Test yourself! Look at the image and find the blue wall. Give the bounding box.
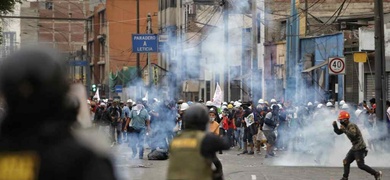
[299,33,344,102]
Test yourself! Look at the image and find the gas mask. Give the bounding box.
[339,119,348,126]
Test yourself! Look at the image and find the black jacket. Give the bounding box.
[0,121,116,180]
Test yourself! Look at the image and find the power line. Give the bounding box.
[184,12,224,49]
[310,0,347,34]
[182,8,219,43]
[0,15,87,21]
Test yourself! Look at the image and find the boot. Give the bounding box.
[375,171,382,180]
[248,143,254,154]
[241,142,248,154]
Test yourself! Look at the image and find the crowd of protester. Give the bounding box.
[86,96,390,161]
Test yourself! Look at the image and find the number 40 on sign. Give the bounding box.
[328,57,345,75]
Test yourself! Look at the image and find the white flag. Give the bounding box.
[212,83,223,108]
[93,88,100,101]
[143,91,148,101]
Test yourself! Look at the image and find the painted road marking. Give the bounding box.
[251,175,257,180]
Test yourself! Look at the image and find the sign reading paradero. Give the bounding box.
[132,34,159,53]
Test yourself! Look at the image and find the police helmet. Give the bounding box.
[183,104,209,131]
[0,48,70,117]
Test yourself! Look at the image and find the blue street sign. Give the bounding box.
[115,85,123,93]
[132,34,159,53]
[69,60,88,66]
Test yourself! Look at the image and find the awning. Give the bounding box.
[302,60,328,72]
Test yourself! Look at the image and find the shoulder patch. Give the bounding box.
[0,151,39,180]
[171,138,197,149]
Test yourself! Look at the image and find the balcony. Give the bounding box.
[193,0,215,5]
[98,56,106,65]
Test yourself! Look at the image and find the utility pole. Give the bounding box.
[147,13,153,89]
[374,0,387,122]
[223,0,229,102]
[136,0,141,79]
[251,0,258,102]
[305,0,308,35]
[136,0,142,98]
[286,0,300,103]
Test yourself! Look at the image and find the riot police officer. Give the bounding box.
[0,48,116,180]
[167,104,230,180]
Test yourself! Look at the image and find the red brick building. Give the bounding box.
[87,0,159,97]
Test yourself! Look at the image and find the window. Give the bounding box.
[87,18,93,32]
[87,42,94,60]
[100,43,105,57]
[187,4,195,15]
[280,20,287,41]
[168,0,176,8]
[206,81,211,101]
[99,65,105,83]
[99,10,106,27]
[45,2,53,10]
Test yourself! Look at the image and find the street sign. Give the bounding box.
[132,34,158,53]
[328,57,346,75]
[353,52,367,63]
[159,34,168,42]
[69,60,88,66]
[115,85,123,93]
[158,34,168,52]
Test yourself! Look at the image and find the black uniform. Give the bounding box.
[0,49,117,180]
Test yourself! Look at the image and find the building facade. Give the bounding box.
[87,0,159,99]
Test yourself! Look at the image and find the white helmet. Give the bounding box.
[355,109,363,117]
[100,102,106,106]
[339,100,346,106]
[317,104,323,109]
[180,103,189,111]
[142,97,148,102]
[127,99,133,103]
[233,101,239,106]
[222,102,228,105]
[307,102,313,106]
[258,99,265,104]
[341,103,349,109]
[270,99,277,103]
[235,102,242,108]
[326,102,333,107]
[206,101,213,106]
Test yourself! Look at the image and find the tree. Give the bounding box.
[0,0,21,15]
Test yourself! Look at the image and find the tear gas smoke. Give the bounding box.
[272,106,390,168]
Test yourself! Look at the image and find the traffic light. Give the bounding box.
[91,84,97,92]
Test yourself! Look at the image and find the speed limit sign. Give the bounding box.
[328,57,345,75]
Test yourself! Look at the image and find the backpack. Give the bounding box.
[147,150,168,160]
[264,114,277,128]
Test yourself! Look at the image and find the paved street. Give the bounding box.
[111,144,390,180]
